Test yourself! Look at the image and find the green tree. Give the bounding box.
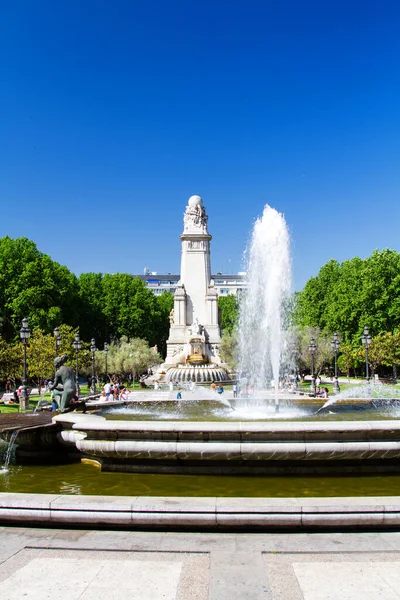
[292,326,333,378]
[0,236,79,341]
[26,330,55,388]
[95,337,162,381]
[77,273,171,355]
[77,273,106,343]
[220,329,238,371]
[294,260,341,329]
[367,331,400,377]
[155,292,174,357]
[295,250,400,344]
[218,295,239,335]
[0,337,22,386]
[337,344,357,381]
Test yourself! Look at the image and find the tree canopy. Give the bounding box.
[0,236,174,355]
[0,237,78,341]
[295,249,400,344]
[218,295,239,335]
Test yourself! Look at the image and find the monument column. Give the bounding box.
[164,195,223,367]
[179,195,212,325]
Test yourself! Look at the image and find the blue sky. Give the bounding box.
[1,0,400,289]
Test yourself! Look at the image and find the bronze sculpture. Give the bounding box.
[50,354,77,412]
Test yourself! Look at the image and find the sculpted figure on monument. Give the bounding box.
[169,308,174,325]
[184,204,208,231]
[49,354,77,412]
[189,317,203,337]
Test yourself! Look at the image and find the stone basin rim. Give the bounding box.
[53,414,400,433]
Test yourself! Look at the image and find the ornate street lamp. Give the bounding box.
[309,337,316,396]
[53,326,61,356]
[331,332,340,394]
[72,332,82,389]
[19,317,31,411]
[104,342,109,381]
[90,338,97,392]
[361,326,372,384]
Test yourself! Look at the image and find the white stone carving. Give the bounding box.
[189,317,202,337]
[183,196,208,234]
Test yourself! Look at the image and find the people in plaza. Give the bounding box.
[322,387,329,399]
[5,379,10,393]
[104,381,111,399]
[176,390,182,400]
[210,381,216,393]
[119,387,129,401]
[316,375,321,387]
[233,383,238,398]
[188,379,194,391]
[100,390,107,401]
[169,381,174,392]
[217,384,224,395]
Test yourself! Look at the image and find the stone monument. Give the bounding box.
[162,195,228,382]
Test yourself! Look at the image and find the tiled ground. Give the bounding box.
[2,527,400,599]
[0,548,209,600]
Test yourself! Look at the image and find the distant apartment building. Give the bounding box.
[137,270,246,296]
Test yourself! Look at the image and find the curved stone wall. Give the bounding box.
[53,413,400,474]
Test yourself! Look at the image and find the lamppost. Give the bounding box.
[72,333,82,390]
[331,332,340,394]
[53,326,61,356]
[361,326,372,384]
[309,337,316,396]
[104,342,109,381]
[90,338,97,393]
[19,318,31,411]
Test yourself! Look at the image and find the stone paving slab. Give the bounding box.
[266,552,400,599]
[0,548,210,600]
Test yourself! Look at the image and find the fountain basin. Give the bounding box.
[164,364,230,383]
[53,413,400,475]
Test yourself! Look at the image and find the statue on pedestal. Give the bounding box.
[184,202,208,232]
[189,317,203,338]
[49,354,77,412]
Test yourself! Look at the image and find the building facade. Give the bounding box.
[137,272,246,296]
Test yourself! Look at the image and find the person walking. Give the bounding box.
[233,383,238,398]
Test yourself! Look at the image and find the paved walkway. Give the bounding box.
[2,526,400,599]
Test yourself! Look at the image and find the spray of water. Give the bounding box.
[318,383,400,411]
[0,430,18,474]
[238,205,294,407]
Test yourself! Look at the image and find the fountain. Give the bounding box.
[238,205,293,412]
[0,431,18,474]
[2,196,400,484]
